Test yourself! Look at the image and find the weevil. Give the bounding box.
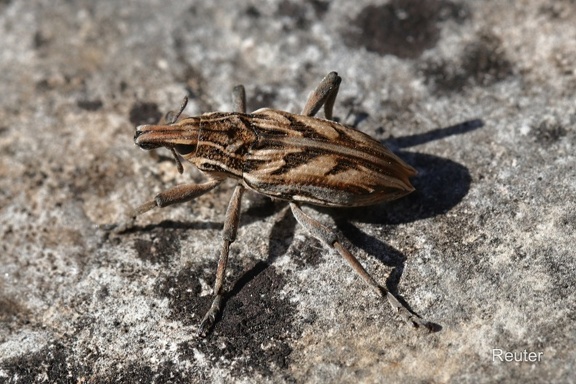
[132,72,429,336]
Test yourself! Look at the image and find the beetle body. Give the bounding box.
[130,72,428,336]
[135,108,416,207]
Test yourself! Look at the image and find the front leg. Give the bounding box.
[108,178,223,233]
[289,203,430,330]
[131,178,223,217]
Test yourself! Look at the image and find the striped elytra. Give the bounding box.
[135,108,416,207]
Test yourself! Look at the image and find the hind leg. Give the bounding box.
[289,202,429,330]
[301,72,341,120]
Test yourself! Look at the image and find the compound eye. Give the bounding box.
[174,144,195,155]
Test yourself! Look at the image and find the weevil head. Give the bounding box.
[134,116,200,157]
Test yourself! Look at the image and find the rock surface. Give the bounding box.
[0,1,574,383]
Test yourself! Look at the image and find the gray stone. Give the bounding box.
[0,1,574,383]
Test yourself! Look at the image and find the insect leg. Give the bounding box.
[107,178,224,234]
[301,72,341,120]
[198,184,245,337]
[232,85,246,113]
[130,178,223,218]
[196,84,247,336]
[289,202,429,330]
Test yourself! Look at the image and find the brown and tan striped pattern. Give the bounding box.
[242,109,416,206]
[136,108,415,207]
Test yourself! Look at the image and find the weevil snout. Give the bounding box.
[134,123,197,174]
[134,120,200,157]
[134,126,162,150]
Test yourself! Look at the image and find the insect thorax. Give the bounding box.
[192,112,257,177]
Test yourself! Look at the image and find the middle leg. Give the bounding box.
[198,82,248,336]
[198,183,245,336]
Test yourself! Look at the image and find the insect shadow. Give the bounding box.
[332,118,484,225]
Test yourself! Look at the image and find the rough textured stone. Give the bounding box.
[0,1,574,383]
